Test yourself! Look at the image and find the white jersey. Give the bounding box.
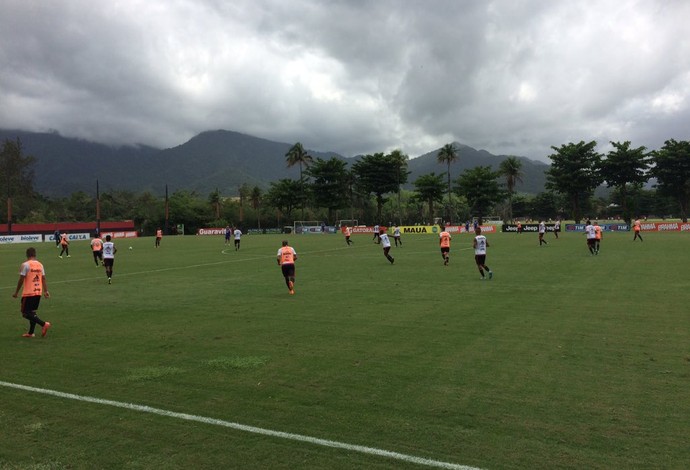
[103,241,116,259]
[379,233,391,248]
[585,224,596,239]
[474,235,488,255]
[539,222,546,234]
[393,227,400,237]
[234,229,242,240]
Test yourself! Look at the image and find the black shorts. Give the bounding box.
[475,254,486,265]
[587,239,596,246]
[441,247,450,254]
[281,263,295,278]
[104,258,114,267]
[21,295,41,316]
[94,250,103,258]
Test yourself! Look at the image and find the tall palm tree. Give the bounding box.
[498,156,524,222]
[437,143,459,223]
[250,186,262,229]
[285,142,313,219]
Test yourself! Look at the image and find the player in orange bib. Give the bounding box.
[633,218,643,241]
[91,234,104,266]
[12,247,51,338]
[59,232,70,258]
[277,240,298,295]
[155,228,163,248]
[594,221,603,254]
[439,225,451,266]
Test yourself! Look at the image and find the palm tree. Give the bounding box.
[437,143,459,223]
[498,156,524,222]
[250,186,262,229]
[209,188,221,220]
[285,142,313,218]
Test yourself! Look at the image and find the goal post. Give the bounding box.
[293,220,323,234]
[336,219,358,228]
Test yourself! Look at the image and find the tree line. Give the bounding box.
[1,137,689,235]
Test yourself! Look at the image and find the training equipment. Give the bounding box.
[293,220,323,234]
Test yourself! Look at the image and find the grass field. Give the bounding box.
[1,229,688,469]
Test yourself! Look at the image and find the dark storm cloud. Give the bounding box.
[1,0,688,161]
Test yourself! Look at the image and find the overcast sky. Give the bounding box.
[1,0,689,162]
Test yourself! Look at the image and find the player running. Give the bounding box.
[103,235,117,284]
[538,221,548,246]
[155,228,163,248]
[277,240,298,295]
[439,225,451,266]
[392,225,402,246]
[234,227,242,250]
[594,221,602,254]
[379,229,394,264]
[585,220,597,255]
[473,227,493,280]
[91,234,104,266]
[344,226,353,245]
[633,218,643,241]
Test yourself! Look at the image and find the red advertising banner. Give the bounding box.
[639,222,690,232]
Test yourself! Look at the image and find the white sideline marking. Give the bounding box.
[0,380,480,470]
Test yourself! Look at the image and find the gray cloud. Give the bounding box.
[1,0,688,161]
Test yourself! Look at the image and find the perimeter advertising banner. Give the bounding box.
[0,234,43,244]
[565,224,629,232]
[565,222,690,232]
[503,224,555,233]
[345,225,497,235]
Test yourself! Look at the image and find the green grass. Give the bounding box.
[0,231,688,469]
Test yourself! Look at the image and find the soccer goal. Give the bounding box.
[336,219,358,228]
[293,220,323,234]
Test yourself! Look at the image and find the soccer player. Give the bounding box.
[53,228,61,248]
[225,225,232,245]
[155,228,163,248]
[103,234,117,284]
[277,240,297,295]
[585,220,597,255]
[392,225,402,246]
[59,232,70,258]
[553,219,561,239]
[473,226,493,280]
[439,225,451,266]
[633,218,643,241]
[517,221,523,234]
[12,247,51,338]
[538,221,548,246]
[234,227,242,250]
[379,229,394,264]
[344,226,353,245]
[373,224,380,243]
[594,221,602,254]
[91,234,104,266]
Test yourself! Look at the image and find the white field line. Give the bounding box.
[0,380,480,470]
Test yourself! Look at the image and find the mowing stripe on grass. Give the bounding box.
[0,380,480,470]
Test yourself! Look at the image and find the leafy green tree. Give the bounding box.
[652,139,690,222]
[169,190,210,233]
[0,138,37,228]
[238,183,251,224]
[265,179,302,219]
[413,173,445,221]
[305,157,350,222]
[545,141,602,223]
[437,143,459,222]
[530,192,559,220]
[599,141,651,224]
[351,152,400,222]
[455,166,505,224]
[389,149,410,224]
[250,186,262,229]
[498,156,524,222]
[209,188,222,220]
[285,142,313,218]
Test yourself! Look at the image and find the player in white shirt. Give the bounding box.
[102,235,117,284]
[233,228,242,251]
[538,221,548,246]
[373,224,380,243]
[379,229,394,264]
[584,220,597,255]
[392,225,402,247]
[473,227,493,280]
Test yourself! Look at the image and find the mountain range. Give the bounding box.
[0,129,549,197]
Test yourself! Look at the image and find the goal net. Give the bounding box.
[336,219,358,228]
[293,220,323,234]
